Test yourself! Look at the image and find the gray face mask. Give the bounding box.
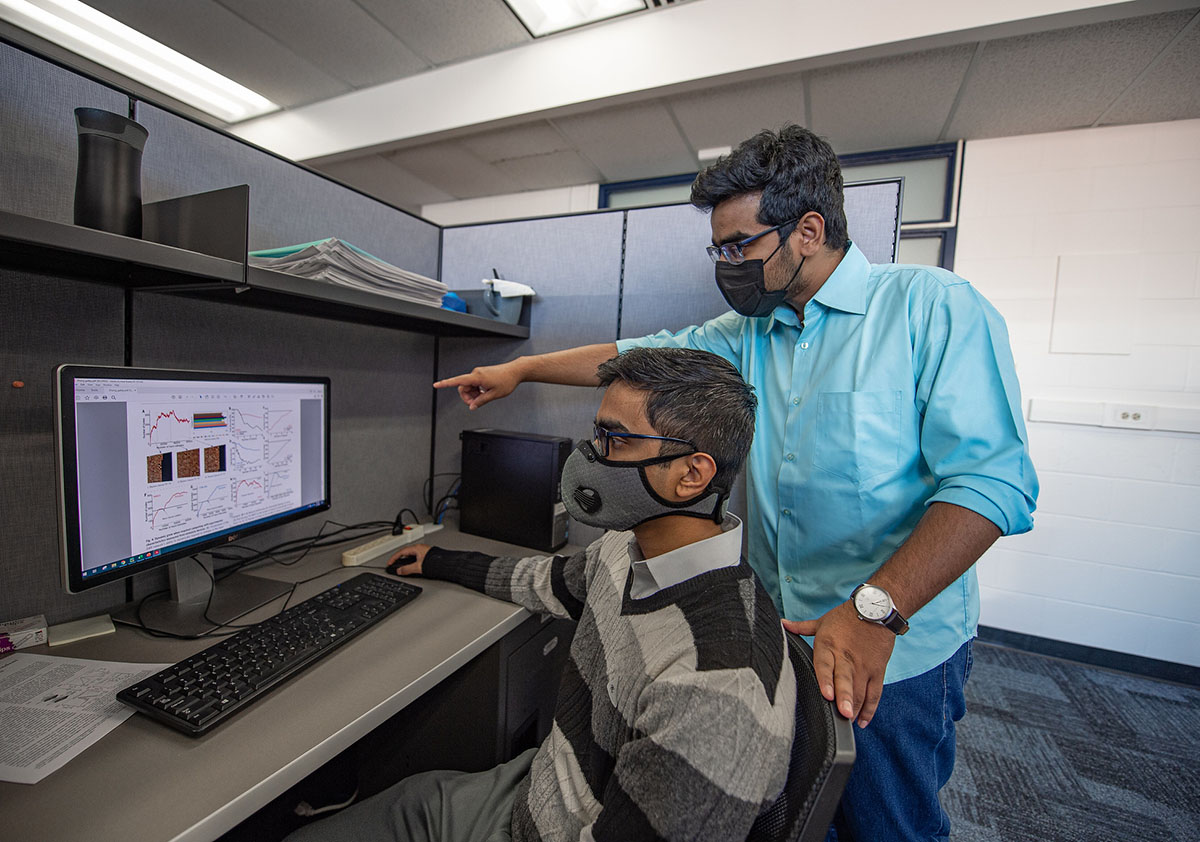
[560,441,727,532]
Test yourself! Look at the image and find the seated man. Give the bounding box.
[288,347,795,842]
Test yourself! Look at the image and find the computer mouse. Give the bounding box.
[386,554,417,576]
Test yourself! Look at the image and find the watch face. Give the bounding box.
[854,585,892,621]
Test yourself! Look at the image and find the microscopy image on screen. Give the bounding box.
[176,448,201,479]
[147,453,172,483]
[204,445,227,473]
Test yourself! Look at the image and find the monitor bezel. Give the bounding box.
[55,364,332,594]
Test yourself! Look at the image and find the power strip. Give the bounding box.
[341,523,444,567]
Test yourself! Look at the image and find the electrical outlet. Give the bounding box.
[1101,403,1156,430]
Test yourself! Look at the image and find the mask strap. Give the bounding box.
[635,466,728,522]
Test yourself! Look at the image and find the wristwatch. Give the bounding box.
[850,583,909,635]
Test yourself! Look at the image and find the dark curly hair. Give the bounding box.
[691,124,849,252]
[596,347,756,494]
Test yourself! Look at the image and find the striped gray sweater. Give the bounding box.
[422,528,796,842]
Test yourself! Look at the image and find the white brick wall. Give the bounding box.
[957,119,1200,667]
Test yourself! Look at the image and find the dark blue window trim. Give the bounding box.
[598,173,696,209]
[838,142,959,225]
[900,228,957,271]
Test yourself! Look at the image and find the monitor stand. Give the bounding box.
[112,558,291,637]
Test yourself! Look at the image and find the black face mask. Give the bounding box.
[714,236,806,318]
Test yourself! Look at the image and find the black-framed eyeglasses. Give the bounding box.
[592,423,695,458]
[705,218,799,265]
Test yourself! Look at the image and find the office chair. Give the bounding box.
[746,632,856,842]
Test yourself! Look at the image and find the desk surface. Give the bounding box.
[0,527,562,842]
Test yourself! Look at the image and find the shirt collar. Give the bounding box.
[811,241,870,315]
[627,514,743,599]
[765,241,870,332]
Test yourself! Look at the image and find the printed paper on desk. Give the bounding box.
[0,653,169,784]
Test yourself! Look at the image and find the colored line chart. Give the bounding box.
[146,490,189,528]
[144,409,191,444]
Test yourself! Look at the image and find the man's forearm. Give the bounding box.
[869,502,1001,619]
[513,343,618,387]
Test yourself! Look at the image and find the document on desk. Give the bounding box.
[0,653,169,784]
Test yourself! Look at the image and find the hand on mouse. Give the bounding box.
[388,542,432,576]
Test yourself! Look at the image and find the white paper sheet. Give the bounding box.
[0,653,169,784]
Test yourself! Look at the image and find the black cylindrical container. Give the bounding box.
[73,107,149,237]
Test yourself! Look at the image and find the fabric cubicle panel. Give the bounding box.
[0,41,131,223]
[618,203,751,527]
[0,271,127,625]
[437,212,626,548]
[0,41,442,624]
[136,104,440,278]
[842,179,903,265]
[618,203,722,341]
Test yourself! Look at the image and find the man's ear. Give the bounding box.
[792,210,826,257]
[673,452,718,501]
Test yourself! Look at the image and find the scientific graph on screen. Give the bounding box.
[128,389,305,555]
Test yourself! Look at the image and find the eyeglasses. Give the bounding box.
[592,423,695,458]
[705,219,799,265]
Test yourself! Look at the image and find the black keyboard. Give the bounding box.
[118,572,421,736]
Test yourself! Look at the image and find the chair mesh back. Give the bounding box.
[745,635,839,842]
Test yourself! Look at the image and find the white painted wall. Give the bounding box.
[422,183,599,227]
[955,118,1200,667]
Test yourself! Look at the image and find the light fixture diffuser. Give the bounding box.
[504,0,647,37]
[0,0,278,123]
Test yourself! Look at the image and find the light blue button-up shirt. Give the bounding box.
[617,243,1038,682]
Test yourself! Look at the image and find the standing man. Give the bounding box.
[435,125,1038,841]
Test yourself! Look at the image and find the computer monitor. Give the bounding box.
[55,365,331,634]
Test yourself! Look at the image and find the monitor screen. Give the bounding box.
[55,366,331,593]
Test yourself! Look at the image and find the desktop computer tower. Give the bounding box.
[459,429,572,552]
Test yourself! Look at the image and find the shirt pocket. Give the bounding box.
[813,390,903,483]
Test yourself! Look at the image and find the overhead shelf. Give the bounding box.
[0,209,529,339]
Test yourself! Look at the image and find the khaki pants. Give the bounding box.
[285,748,536,842]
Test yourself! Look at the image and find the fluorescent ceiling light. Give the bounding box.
[0,0,278,122]
[697,145,732,162]
[504,0,647,37]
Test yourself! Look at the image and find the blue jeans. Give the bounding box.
[827,639,973,842]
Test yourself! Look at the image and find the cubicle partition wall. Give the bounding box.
[0,40,443,626]
[134,102,441,275]
[0,44,131,225]
[437,212,628,548]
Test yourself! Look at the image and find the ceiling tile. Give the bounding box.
[551,101,697,181]
[493,149,604,190]
[458,121,573,163]
[1099,16,1200,126]
[387,142,522,198]
[86,0,349,108]
[946,10,1194,139]
[215,0,429,88]
[354,0,530,66]
[667,71,807,153]
[808,45,975,153]
[314,154,454,213]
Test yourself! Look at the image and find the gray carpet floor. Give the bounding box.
[945,642,1200,841]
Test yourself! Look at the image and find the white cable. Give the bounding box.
[294,788,358,817]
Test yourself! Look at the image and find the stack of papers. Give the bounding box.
[249,239,448,307]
